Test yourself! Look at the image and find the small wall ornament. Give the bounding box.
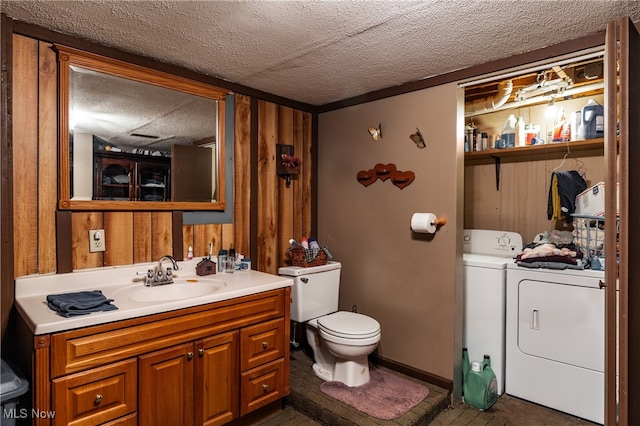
[409,128,426,149]
[368,123,382,141]
[277,144,301,187]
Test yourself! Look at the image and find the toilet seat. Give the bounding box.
[317,311,380,340]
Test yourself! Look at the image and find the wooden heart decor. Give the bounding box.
[373,163,397,181]
[357,164,415,189]
[390,170,415,189]
[356,169,377,187]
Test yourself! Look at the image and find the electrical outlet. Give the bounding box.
[89,229,106,253]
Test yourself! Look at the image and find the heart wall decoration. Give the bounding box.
[356,163,415,189]
[390,171,415,189]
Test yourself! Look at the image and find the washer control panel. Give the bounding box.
[463,229,523,257]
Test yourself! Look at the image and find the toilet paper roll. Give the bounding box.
[411,213,437,234]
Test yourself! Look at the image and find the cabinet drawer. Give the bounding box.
[240,318,285,371]
[240,358,285,416]
[52,359,137,426]
[101,413,137,426]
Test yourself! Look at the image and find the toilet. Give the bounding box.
[279,261,381,387]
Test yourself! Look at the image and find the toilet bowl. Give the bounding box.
[278,261,382,387]
[306,311,381,387]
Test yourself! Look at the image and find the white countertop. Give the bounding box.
[15,259,294,335]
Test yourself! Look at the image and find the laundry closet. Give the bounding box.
[462,50,610,424]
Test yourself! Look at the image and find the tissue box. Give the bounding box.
[574,182,619,217]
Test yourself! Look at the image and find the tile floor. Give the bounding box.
[255,349,599,426]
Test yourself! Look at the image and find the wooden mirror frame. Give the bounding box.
[55,44,228,211]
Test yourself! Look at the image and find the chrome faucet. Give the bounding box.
[144,255,181,286]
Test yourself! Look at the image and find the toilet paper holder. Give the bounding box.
[410,213,447,234]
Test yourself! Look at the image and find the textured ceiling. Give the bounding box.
[3,0,640,106]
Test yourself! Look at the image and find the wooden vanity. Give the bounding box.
[16,284,291,426]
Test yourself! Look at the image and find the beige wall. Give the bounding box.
[317,83,463,382]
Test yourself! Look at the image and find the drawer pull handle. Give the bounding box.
[262,342,268,350]
[94,394,103,405]
[199,348,205,357]
[599,280,606,289]
[187,352,194,360]
[262,384,269,392]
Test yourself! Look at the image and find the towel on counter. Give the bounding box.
[47,290,118,317]
[547,171,587,222]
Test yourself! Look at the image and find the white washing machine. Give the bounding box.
[505,263,606,424]
[463,229,523,396]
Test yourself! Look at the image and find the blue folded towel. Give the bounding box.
[47,290,118,317]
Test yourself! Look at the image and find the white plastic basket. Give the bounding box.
[571,215,619,270]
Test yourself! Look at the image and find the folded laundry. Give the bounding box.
[515,237,584,270]
[515,260,585,270]
[47,290,118,317]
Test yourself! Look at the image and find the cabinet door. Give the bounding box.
[95,157,134,200]
[194,331,239,426]
[139,343,194,426]
[137,160,170,201]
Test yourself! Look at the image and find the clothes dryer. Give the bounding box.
[505,263,606,424]
[463,229,523,396]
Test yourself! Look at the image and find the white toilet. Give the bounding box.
[279,261,381,387]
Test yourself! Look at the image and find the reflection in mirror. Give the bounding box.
[56,44,228,211]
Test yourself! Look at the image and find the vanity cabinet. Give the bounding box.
[94,151,171,201]
[21,288,291,426]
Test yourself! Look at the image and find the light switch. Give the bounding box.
[89,229,106,252]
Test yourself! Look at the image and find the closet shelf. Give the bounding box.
[464,138,604,165]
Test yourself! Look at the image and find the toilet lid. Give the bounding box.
[317,311,380,339]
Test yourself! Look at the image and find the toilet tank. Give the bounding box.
[278,261,341,323]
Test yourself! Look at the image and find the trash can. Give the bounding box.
[1,359,29,426]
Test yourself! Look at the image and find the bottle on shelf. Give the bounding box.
[579,99,605,139]
[553,108,571,142]
[501,114,517,148]
[515,116,526,147]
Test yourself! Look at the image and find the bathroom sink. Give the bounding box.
[112,278,226,303]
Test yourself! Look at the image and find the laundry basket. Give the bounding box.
[571,215,619,270]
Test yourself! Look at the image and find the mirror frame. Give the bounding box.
[55,44,229,211]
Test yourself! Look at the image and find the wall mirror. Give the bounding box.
[55,44,229,211]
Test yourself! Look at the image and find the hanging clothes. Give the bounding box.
[547,170,587,222]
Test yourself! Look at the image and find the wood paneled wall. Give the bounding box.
[256,101,313,275]
[464,151,605,243]
[11,34,313,279]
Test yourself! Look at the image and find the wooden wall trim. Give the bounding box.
[172,211,183,260]
[1,13,15,348]
[318,31,606,113]
[56,211,73,273]
[371,354,453,392]
[10,18,316,114]
[250,98,259,266]
[310,113,318,236]
[234,94,252,259]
